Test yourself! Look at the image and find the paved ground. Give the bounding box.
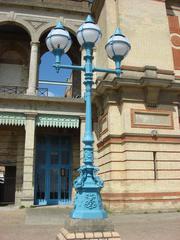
[0,207,180,240]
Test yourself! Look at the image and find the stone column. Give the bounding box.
[27,42,39,95]
[21,113,36,207]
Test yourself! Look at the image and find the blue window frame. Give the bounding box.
[35,135,72,205]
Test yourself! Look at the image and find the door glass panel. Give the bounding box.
[51,137,59,149]
[61,151,69,165]
[61,137,70,149]
[37,150,46,165]
[36,168,45,199]
[60,169,69,200]
[50,168,58,199]
[51,151,59,164]
[37,136,46,145]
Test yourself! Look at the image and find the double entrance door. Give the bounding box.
[35,135,72,205]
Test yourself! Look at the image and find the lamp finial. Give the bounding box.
[114,27,124,36]
[55,21,64,29]
[85,15,95,23]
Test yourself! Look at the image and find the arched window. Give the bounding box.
[39,51,73,97]
[0,23,31,92]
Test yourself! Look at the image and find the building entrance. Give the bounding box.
[0,166,16,204]
[35,135,72,205]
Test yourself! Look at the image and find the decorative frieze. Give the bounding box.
[36,114,79,128]
[0,112,25,126]
[0,112,80,129]
[25,19,48,30]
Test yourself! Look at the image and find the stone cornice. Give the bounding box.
[95,77,180,95]
[94,65,179,94]
[93,66,180,108]
[0,94,84,105]
[0,0,90,14]
[0,95,85,117]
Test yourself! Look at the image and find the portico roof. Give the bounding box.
[0,112,80,128]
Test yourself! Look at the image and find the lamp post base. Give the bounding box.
[65,218,114,232]
[57,229,121,240]
[71,189,107,219]
[56,219,121,240]
[71,164,107,219]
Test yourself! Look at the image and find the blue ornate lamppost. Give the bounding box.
[46,15,131,219]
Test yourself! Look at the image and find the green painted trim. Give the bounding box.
[36,114,79,128]
[0,112,26,126]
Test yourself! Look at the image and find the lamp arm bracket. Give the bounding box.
[53,63,85,72]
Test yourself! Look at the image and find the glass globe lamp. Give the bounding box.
[46,22,72,53]
[105,28,131,60]
[77,15,101,47]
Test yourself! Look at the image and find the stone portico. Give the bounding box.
[0,95,85,207]
[0,0,88,207]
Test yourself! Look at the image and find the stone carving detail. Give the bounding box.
[84,193,97,209]
[25,20,48,30]
[8,11,15,20]
[171,34,180,49]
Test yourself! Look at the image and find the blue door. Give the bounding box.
[35,135,72,205]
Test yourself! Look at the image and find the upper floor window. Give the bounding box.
[39,28,81,98]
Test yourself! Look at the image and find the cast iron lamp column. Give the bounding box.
[46,15,131,219]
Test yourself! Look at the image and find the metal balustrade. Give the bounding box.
[0,86,49,97]
[0,86,27,95]
[0,85,83,98]
[37,87,48,96]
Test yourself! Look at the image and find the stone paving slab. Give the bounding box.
[0,207,180,240]
[25,207,71,225]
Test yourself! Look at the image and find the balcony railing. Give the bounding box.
[0,86,27,95]
[37,88,48,96]
[0,86,48,97]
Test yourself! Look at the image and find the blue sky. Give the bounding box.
[38,51,72,97]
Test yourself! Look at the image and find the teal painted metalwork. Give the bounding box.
[36,114,79,128]
[46,14,131,219]
[35,136,72,205]
[0,112,25,126]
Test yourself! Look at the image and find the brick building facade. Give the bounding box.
[0,0,180,212]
